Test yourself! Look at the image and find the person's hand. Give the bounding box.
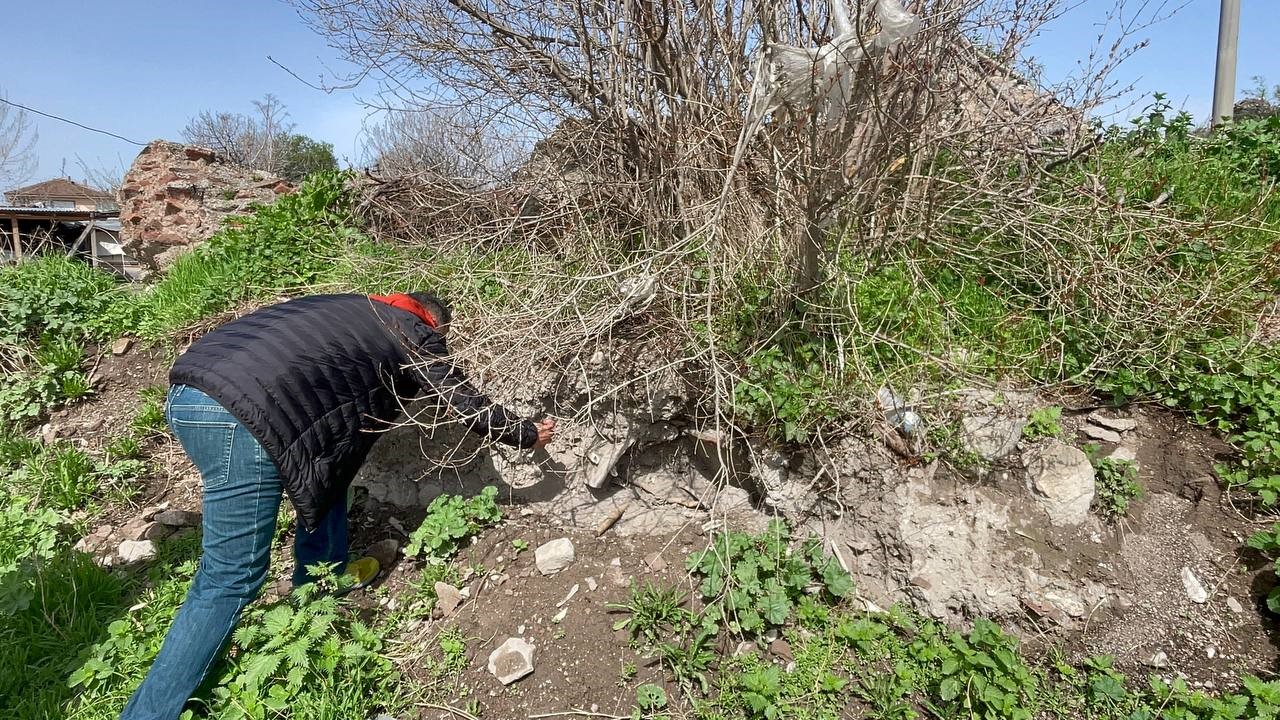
[533,418,557,449]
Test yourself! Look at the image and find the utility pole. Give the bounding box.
[1211,0,1241,129]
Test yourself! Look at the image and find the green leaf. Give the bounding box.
[940,677,963,701]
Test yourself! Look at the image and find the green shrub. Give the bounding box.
[404,486,502,561]
[0,255,123,344]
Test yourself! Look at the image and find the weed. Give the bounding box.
[14,443,99,511]
[1092,456,1142,519]
[1247,525,1280,613]
[610,582,690,647]
[404,486,501,561]
[129,387,168,438]
[632,683,670,719]
[685,519,852,636]
[511,538,529,554]
[437,627,468,674]
[619,661,638,686]
[1022,407,1063,440]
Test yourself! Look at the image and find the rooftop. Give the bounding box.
[5,177,115,203]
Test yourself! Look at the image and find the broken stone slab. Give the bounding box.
[1144,651,1170,668]
[488,637,536,685]
[1081,424,1122,444]
[153,509,202,527]
[433,582,464,619]
[111,337,134,356]
[535,538,576,575]
[1088,413,1138,433]
[1181,567,1208,604]
[584,437,636,489]
[1023,439,1095,526]
[117,539,157,564]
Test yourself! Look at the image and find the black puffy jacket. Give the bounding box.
[169,293,537,529]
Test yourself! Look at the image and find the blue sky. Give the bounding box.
[3,0,1278,187]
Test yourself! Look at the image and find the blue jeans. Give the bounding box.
[120,385,350,720]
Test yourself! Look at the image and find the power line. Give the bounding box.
[0,96,147,146]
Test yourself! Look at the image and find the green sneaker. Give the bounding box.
[340,556,380,593]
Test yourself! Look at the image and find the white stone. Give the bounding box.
[1144,651,1170,668]
[551,607,568,623]
[1181,567,1208,604]
[487,637,536,685]
[1108,446,1138,466]
[1023,439,1096,525]
[1081,424,1122,444]
[556,584,580,607]
[1089,413,1138,432]
[535,538,576,575]
[1227,597,1244,613]
[117,539,157,564]
[585,576,598,592]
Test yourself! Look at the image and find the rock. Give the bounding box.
[1023,439,1096,525]
[960,415,1026,461]
[117,539,157,564]
[1081,424,1122,444]
[644,552,668,572]
[1088,413,1137,433]
[535,538,576,575]
[551,607,568,623]
[153,509,202,527]
[40,423,59,445]
[111,337,134,356]
[1043,590,1086,618]
[367,538,400,567]
[1181,567,1208,604]
[74,524,117,555]
[1144,651,1170,668]
[121,517,174,542]
[487,637,536,685]
[734,641,758,657]
[768,638,793,661]
[1207,646,1217,659]
[1227,597,1244,613]
[433,582,464,618]
[585,576,598,592]
[1107,446,1138,465]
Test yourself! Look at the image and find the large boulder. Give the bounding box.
[117,140,293,270]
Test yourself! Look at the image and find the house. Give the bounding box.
[1,178,140,279]
[4,177,118,211]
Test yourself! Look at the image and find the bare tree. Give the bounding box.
[0,92,37,191]
[182,93,298,175]
[361,108,524,185]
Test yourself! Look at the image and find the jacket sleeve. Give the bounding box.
[415,352,538,449]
